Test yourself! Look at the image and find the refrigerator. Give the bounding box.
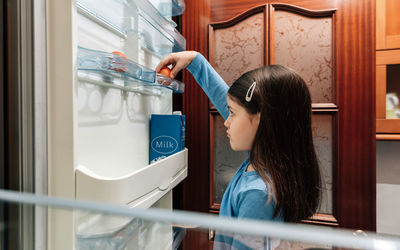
[46,0,187,249]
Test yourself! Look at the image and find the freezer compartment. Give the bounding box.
[76,0,186,57]
[75,148,188,207]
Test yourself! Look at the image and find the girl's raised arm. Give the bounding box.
[156,52,229,120]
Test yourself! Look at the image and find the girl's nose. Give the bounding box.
[224,118,229,128]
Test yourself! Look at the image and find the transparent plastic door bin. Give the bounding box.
[76,0,186,56]
[77,46,185,93]
[149,0,186,17]
[78,46,155,84]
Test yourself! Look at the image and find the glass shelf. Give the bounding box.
[149,0,186,17]
[78,46,185,94]
[76,0,186,55]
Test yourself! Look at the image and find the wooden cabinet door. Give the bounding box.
[377,0,400,50]
[209,3,339,226]
[269,3,338,226]
[208,5,268,211]
[181,0,376,248]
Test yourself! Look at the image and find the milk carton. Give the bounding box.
[149,114,185,164]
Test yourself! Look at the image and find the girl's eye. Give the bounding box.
[229,110,234,116]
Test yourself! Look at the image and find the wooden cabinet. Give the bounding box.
[376,0,400,140]
[181,0,376,248]
[376,0,400,50]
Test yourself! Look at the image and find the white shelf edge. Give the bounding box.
[75,148,188,207]
[127,167,187,209]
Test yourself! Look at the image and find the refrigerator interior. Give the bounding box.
[47,0,188,249]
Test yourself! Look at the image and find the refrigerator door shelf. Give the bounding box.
[78,46,155,84]
[77,0,186,54]
[156,73,185,93]
[149,0,185,17]
[78,47,185,94]
[77,71,166,97]
[75,148,188,208]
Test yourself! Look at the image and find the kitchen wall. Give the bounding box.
[377,140,400,235]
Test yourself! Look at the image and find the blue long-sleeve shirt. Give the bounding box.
[187,53,283,249]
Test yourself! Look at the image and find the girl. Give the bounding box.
[156,52,321,249]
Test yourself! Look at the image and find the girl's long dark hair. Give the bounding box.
[228,65,321,222]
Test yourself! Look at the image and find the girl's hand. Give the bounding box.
[156,51,197,79]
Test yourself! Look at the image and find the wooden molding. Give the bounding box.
[376,119,400,133]
[376,0,386,50]
[386,35,400,49]
[209,4,267,29]
[376,65,387,119]
[376,134,400,140]
[271,3,337,18]
[302,213,339,227]
[312,103,339,110]
[376,49,400,65]
[209,111,216,210]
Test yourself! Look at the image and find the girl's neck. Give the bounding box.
[246,163,255,172]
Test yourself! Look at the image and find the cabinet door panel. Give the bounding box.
[271,9,334,104]
[209,8,267,210]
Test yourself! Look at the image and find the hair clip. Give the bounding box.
[245,81,257,102]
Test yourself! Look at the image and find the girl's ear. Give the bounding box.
[251,112,261,127]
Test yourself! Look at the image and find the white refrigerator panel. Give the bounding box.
[47,0,187,249]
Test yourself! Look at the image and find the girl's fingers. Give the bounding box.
[170,61,186,79]
[155,54,176,73]
[155,51,197,78]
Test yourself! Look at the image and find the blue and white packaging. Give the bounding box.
[150,114,185,164]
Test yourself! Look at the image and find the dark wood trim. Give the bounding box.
[209,4,267,29]
[268,4,275,64]
[181,0,212,249]
[336,0,376,231]
[210,204,221,211]
[209,111,216,210]
[332,11,338,107]
[264,5,269,66]
[271,3,336,18]
[209,111,224,211]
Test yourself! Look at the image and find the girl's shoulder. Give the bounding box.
[239,171,269,193]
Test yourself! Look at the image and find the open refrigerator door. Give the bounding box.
[47,0,187,249]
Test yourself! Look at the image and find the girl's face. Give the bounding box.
[224,96,260,151]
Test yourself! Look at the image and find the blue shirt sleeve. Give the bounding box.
[236,189,275,220]
[186,53,229,120]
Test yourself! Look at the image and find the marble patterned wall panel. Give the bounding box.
[213,114,248,203]
[273,11,333,103]
[312,114,333,214]
[213,13,265,86]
